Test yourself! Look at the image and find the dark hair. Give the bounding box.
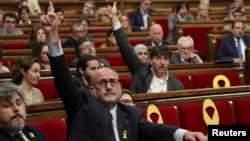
[150,45,171,59]
[232,8,243,16]
[55,6,64,14]
[3,13,17,22]
[32,42,48,59]
[76,54,99,74]
[11,56,40,85]
[78,16,91,26]
[121,89,133,96]
[175,1,189,13]
[26,26,46,49]
[75,36,94,58]
[231,20,245,29]
[18,6,30,16]
[18,0,28,8]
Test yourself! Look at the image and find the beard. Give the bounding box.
[0,114,25,134]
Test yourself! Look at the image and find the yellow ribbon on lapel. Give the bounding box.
[213,75,230,88]
[202,99,219,126]
[29,132,35,138]
[147,104,163,124]
[122,130,127,139]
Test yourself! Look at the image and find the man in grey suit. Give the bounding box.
[167,2,194,45]
[0,13,23,35]
[40,2,208,141]
[170,36,203,64]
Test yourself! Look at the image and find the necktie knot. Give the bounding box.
[14,132,28,141]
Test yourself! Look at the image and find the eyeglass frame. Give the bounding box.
[92,78,120,88]
[119,99,135,105]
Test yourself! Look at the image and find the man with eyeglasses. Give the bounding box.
[70,36,110,68]
[63,21,87,48]
[0,13,23,35]
[170,36,203,64]
[40,2,207,141]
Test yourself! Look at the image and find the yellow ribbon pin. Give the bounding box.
[29,132,35,138]
[122,130,127,139]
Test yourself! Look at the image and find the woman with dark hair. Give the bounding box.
[100,29,117,48]
[119,89,135,106]
[11,56,44,104]
[17,6,33,24]
[32,42,50,70]
[26,25,47,49]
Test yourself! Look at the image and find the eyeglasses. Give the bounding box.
[92,79,120,88]
[72,30,85,34]
[180,47,192,51]
[4,20,15,24]
[120,99,135,105]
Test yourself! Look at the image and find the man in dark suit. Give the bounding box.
[0,83,47,141]
[143,24,169,46]
[41,2,207,141]
[130,0,155,32]
[217,20,250,66]
[170,36,203,64]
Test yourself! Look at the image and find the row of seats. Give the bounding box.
[34,71,241,101]
[142,98,250,134]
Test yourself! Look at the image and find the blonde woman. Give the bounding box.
[196,4,210,21]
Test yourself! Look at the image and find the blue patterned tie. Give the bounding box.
[237,39,242,58]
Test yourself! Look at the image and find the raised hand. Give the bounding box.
[40,1,59,34]
[105,2,117,19]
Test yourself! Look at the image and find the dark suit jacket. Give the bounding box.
[0,126,47,141]
[63,37,78,48]
[49,54,178,141]
[217,34,250,60]
[170,54,183,64]
[114,28,184,94]
[143,40,169,46]
[130,8,155,32]
[70,58,110,68]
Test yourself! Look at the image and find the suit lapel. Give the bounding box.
[117,106,130,141]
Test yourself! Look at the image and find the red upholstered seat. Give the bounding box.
[191,72,240,89]
[178,101,235,134]
[2,59,18,69]
[65,56,76,68]
[93,28,109,33]
[119,77,132,90]
[3,43,26,50]
[35,80,59,101]
[94,41,105,48]
[215,37,222,56]
[142,105,180,127]
[28,119,67,141]
[173,74,191,89]
[182,26,213,57]
[233,98,250,124]
[58,29,70,34]
[129,38,148,46]
[154,18,168,39]
[105,55,126,67]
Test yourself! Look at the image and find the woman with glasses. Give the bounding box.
[119,89,135,106]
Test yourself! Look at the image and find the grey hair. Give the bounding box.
[134,44,148,55]
[177,36,194,49]
[0,82,25,102]
[84,0,95,7]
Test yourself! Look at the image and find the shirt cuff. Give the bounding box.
[112,21,121,31]
[173,129,187,141]
[47,40,64,57]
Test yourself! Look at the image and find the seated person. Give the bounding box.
[0,82,47,141]
[17,6,34,24]
[11,56,44,104]
[143,24,168,46]
[100,29,117,48]
[119,89,136,106]
[170,36,203,64]
[0,12,23,35]
[117,13,132,32]
[200,0,211,10]
[95,7,111,24]
[55,6,65,24]
[167,1,194,44]
[74,54,100,88]
[134,44,149,62]
[77,0,95,15]
[130,0,155,32]
[32,42,50,70]
[217,20,250,66]
[196,4,210,21]
[63,21,87,48]
[223,9,250,31]
[78,16,94,33]
[70,36,110,68]
[26,25,47,49]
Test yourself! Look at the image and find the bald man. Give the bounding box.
[143,24,169,46]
